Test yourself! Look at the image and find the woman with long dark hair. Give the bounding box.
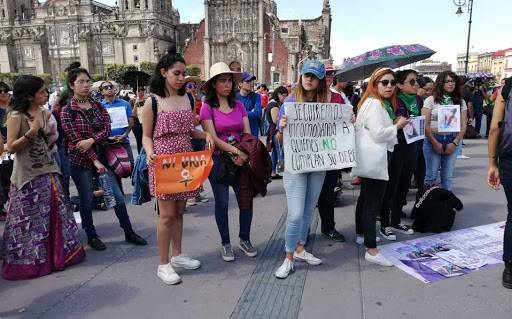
[379,69,422,241]
[61,68,147,252]
[142,49,213,285]
[2,75,85,280]
[422,71,467,191]
[265,85,288,179]
[200,62,256,262]
[353,68,409,267]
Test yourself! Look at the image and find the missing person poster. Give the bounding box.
[282,102,356,174]
[404,116,425,144]
[438,105,461,133]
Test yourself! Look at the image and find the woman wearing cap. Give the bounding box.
[274,59,331,279]
[353,68,409,267]
[142,49,213,285]
[200,62,257,262]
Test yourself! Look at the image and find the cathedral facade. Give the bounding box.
[0,0,191,83]
[184,0,332,86]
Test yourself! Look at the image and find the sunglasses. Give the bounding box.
[101,85,114,90]
[186,83,198,89]
[408,79,418,86]
[378,80,397,87]
[0,89,8,94]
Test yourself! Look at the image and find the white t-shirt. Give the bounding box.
[423,96,467,133]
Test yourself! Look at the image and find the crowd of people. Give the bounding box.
[0,48,510,289]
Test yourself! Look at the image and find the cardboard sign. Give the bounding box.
[283,102,356,173]
[155,149,214,195]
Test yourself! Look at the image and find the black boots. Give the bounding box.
[88,236,107,251]
[124,229,148,246]
[503,260,512,289]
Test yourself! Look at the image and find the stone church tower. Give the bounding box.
[0,0,195,84]
[185,0,332,85]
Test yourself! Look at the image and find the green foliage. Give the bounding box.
[186,65,201,76]
[139,61,157,75]
[91,74,106,82]
[0,72,21,86]
[37,73,53,85]
[105,64,138,84]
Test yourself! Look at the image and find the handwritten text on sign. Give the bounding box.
[283,102,356,173]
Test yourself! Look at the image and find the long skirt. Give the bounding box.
[2,173,85,280]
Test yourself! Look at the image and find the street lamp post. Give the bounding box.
[454,0,474,74]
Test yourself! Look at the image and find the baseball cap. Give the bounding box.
[242,71,256,82]
[301,59,326,80]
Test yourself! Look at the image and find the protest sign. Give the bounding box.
[282,102,356,174]
[107,107,129,130]
[438,105,461,133]
[155,149,213,195]
[404,116,425,144]
[380,221,504,283]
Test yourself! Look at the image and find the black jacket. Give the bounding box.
[412,187,463,233]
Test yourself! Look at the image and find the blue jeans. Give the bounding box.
[423,133,461,191]
[283,171,325,253]
[502,179,512,262]
[208,155,253,245]
[70,164,132,238]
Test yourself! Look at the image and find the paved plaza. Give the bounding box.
[0,138,511,319]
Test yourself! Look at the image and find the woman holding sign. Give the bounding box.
[421,71,467,191]
[199,62,257,263]
[379,70,423,241]
[352,68,410,267]
[274,59,330,279]
[143,49,213,285]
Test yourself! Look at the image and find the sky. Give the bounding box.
[97,0,511,67]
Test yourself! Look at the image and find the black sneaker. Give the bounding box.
[391,223,414,235]
[88,236,106,251]
[323,229,345,242]
[379,227,396,241]
[124,229,148,246]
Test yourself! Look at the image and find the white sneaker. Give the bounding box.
[356,236,381,245]
[186,198,197,207]
[196,193,209,203]
[293,250,322,265]
[157,263,182,285]
[275,258,294,279]
[365,251,393,267]
[170,254,201,270]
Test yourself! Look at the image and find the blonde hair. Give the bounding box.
[356,68,397,113]
[291,75,328,103]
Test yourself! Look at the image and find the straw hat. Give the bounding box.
[203,62,242,88]
[184,75,202,84]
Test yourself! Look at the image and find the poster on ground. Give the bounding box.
[107,107,129,130]
[379,221,505,283]
[404,116,425,144]
[282,102,356,174]
[437,105,461,133]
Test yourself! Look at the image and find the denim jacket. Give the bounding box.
[131,148,152,205]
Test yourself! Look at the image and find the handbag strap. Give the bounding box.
[151,95,158,133]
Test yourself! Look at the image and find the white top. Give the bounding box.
[423,96,467,133]
[357,97,397,152]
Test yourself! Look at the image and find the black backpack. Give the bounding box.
[412,187,463,233]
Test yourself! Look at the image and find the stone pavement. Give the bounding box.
[0,139,511,319]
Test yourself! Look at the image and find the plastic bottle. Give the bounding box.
[98,173,116,208]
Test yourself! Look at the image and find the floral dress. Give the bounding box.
[149,96,201,200]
